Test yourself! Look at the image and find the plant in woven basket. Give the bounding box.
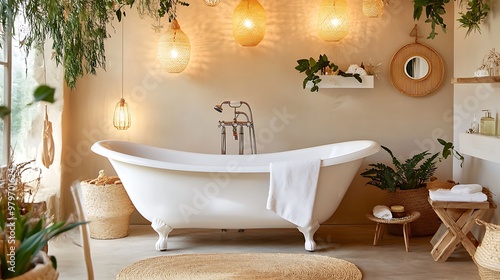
[0,158,85,278]
[360,145,439,192]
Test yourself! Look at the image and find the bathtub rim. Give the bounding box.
[91,140,381,173]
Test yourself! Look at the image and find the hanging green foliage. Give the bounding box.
[0,0,189,89]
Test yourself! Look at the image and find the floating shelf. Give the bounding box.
[459,133,500,165]
[451,76,500,84]
[307,75,374,89]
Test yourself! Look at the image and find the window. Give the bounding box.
[0,27,10,166]
[1,19,40,166]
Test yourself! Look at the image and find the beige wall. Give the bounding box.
[453,5,500,224]
[61,0,454,224]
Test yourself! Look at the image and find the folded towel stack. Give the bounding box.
[450,184,483,194]
[429,187,487,202]
[372,205,392,220]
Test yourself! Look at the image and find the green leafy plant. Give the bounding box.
[437,138,465,168]
[0,0,189,89]
[413,0,490,39]
[295,54,362,92]
[0,155,86,278]
[413,0,450,39]
[361,146,439,192]
[0,204,85,278]
[457,0,490,36]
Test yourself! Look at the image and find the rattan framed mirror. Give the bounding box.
[389,27,444,97]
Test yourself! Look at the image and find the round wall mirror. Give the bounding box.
[404,56,430,80]
[390,42,444,97]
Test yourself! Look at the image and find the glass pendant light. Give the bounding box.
[317,0,349,42]
[113,19,131,130]
[157,19,191,73]
[204,0,222,6]
[232,0,266,47]
[363,0,384,18]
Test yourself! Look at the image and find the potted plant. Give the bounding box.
[1,158,84,279]
[295,54,362,92]
[360,139,462,236]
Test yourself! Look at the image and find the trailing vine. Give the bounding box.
[0,0,189,89]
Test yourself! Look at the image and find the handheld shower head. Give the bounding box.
[214,104,223,113]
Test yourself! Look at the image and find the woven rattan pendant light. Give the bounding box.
[205,0,222,6]
[157,19,191,73]
[363,0,384,18]
[317,0,349,42]
[232,0,266,47]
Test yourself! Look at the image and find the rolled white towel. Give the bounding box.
[451,184,482,194]
[373,205,392,220]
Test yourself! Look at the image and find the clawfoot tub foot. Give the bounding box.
[297,221,320,252]
[152,218,173,251]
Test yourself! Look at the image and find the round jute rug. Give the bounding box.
[116,253,362,280]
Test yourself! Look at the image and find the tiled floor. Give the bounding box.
[49,224,481,280]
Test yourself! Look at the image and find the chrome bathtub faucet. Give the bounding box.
[214,101,257,155]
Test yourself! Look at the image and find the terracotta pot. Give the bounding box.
[386,187,441,236]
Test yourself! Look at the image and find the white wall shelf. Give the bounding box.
[451,76,500,84]
[459,133,500,164]
[307,75,374,89]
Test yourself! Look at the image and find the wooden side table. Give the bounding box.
[366,210,421,252]
[428,197,494,262]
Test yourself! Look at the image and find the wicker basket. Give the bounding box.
[474,219,500,280]
[10,251,59,280]
[386,187,441,236]
[81,171,135,239]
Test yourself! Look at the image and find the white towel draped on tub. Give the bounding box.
[266,159,321,228]
[429,189,488,202]
[372,205,392,220]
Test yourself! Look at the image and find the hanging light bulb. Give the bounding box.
[157,19,191,73]
[232,0,266,47]
[204,0,222,6]
[363,0,384,18]
[317,0,349,42]
[113,98,131,130]
[114,18,131,130]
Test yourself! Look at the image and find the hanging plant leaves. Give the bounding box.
[458,0,489,36]
[27,85,56,106]
[0,106,11,118]
[1,0,190,89]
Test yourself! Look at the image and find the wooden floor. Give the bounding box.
[50,224,481,280]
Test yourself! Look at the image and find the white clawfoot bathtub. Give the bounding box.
[91,140,380,251]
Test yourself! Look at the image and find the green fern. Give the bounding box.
[360,145,439,192]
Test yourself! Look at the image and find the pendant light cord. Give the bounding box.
[121,18,124,100]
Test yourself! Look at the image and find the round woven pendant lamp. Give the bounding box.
[205,0,222,6]
[232,0,266,47]
[157,19,191,73]
[363,0,384,18]
[317,0,349,42]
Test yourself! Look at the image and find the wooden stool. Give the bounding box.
[366,211,421,252]
[428,197,494,262]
